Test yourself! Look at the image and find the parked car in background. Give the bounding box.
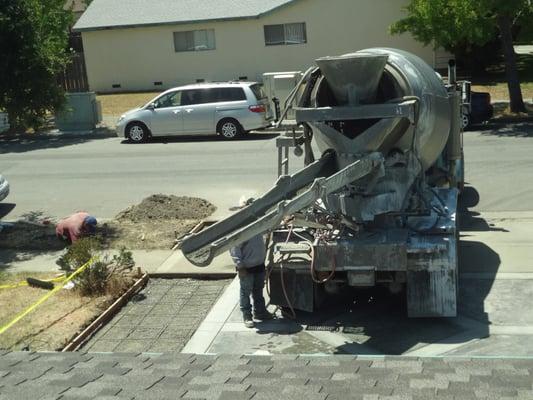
[461,91,494,130]
[116,82,273,142]
[0,175,9,202]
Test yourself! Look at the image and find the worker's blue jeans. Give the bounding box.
[238,268,267,318]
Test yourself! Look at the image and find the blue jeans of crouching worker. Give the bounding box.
[238,264,267,318]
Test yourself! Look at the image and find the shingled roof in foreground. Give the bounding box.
[1,351,532,399]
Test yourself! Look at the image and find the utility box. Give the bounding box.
[0,112,9,133]
[262,71,303,121]
[55,92,102,131]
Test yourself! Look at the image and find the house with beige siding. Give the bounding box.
[74,0,450,93]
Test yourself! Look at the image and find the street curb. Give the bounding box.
[0,129,116,141]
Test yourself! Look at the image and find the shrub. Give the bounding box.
[56,238,135,296]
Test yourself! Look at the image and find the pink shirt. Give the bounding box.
[55,212,90,242]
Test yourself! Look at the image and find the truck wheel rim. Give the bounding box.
[130,126,144,141]
[222,122,237,137]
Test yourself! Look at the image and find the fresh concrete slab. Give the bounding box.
[182,208,533,357]
[184,272,533,357]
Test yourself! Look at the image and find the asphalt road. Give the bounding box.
[1,122,532,221]
[0,131,290,221]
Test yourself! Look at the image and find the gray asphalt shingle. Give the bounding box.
[74,0,297,31]
[0,352,533,399]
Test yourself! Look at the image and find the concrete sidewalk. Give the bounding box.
[0,247,236,277]
[0,249,172,274]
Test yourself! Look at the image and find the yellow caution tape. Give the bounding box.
[0,276,65,291]
[0,257,98,336]
[0,281,28,290]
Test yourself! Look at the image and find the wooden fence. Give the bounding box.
[58,52,89,93]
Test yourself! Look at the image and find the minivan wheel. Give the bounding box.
[126,122,149,143]
[218,119,243,139]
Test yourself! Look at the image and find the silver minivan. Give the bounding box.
[116,82,272,142]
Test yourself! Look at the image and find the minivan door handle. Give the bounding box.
[173,110,181,114]
[185,109,193,113]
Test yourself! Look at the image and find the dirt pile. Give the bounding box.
[116,194,215,222]
[102,194,215,250]
[0,195,216,251]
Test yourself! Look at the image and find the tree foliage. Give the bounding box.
[391,0,531,52]
[0,0,72,129]
[391,0,532,112]
[391,0,494,53]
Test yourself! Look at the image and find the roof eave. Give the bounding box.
[73,15,258,32]
[73,0,298,33]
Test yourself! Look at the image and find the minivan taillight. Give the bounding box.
[249,105,266,113]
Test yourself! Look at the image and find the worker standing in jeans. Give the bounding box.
[230,197,274,328]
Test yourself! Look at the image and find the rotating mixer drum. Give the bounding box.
[306,48,452,171]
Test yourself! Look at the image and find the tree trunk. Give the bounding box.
[497,14,526,113]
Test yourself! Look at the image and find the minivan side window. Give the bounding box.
[181,89,208,106]
[154,91,181,108]
[181,88,246,105]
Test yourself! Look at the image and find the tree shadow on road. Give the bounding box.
[120,132,279,145]
[0,127,116,154]
[475,121,533,137]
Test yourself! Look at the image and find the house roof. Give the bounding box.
[73,0,297,32]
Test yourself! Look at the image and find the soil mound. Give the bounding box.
[0,195,216,251]
[116,194,215,222]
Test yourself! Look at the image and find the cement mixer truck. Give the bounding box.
[181,48,464,318]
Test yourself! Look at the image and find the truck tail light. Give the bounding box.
[249,105,266,113]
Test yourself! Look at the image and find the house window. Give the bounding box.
[173,29,216,52]
[264,23,306,46]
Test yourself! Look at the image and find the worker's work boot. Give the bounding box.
[254,309,274,321]
[243,314,254,328]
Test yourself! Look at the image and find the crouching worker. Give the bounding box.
[56,212,97,243]
[230,197,274,328]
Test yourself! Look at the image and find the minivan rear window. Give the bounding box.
[250,84,267,100]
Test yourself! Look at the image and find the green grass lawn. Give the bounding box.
[97,92,159,116]
[471,53,533,102]
[95,54,533,117]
